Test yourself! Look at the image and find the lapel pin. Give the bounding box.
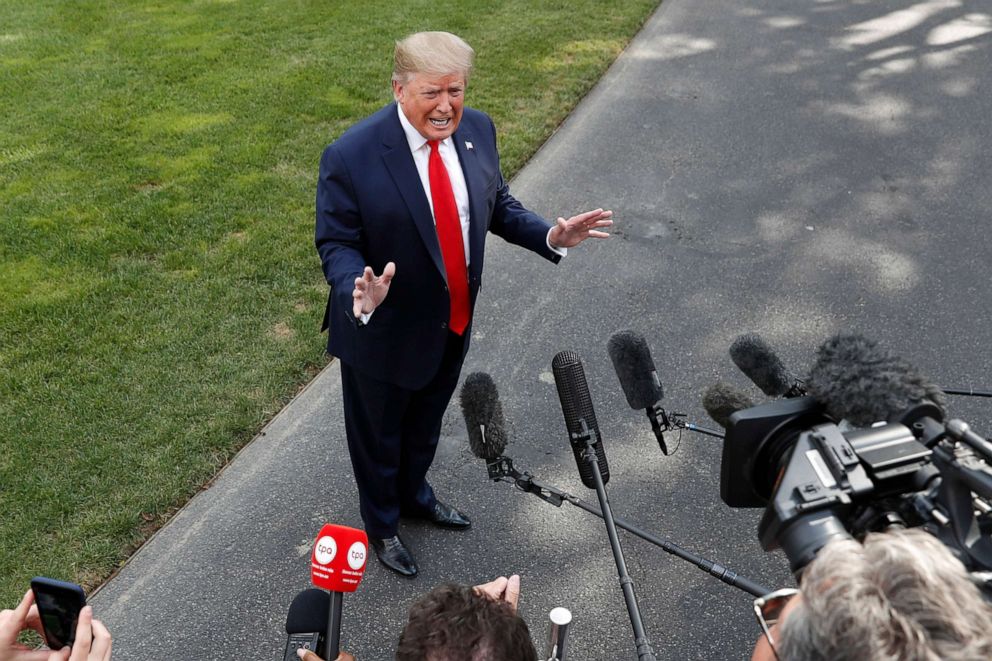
[465,141,474,150]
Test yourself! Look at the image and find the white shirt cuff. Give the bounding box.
[547,229,567,258]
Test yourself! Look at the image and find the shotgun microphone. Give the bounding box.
[552,350,610,489]
[552,349,655,660]
[806,333,947,426]
[607,330,670,454]
[729,334,806,397]
[460,372,509,460]
[702,382,756,429]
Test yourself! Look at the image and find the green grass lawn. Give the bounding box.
[0,0,658,605]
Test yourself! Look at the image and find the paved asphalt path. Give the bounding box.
[92,1,992,659]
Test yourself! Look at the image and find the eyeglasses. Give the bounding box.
[753,588,799,660]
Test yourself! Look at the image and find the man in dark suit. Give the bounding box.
[315,31,612,577]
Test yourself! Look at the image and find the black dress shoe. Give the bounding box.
[370,535,418,577]
[427,500,472,529]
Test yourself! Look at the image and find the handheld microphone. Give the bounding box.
[607,330,669,454]
[460,372,509,460]
[309,524,368,660]
[806,333,947,426]
[702,382,756,429]
[729,334,806,397]
[284,589,329,661]
[552,351,610,489]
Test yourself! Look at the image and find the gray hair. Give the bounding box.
[779,529,992,661]
[392,31,475,85]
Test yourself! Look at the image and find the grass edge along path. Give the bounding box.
[0,0,660,606]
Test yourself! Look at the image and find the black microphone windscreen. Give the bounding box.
[285,589,329,634]
[806,333,947,426]
[552,350,610,489]
[702,382,756,429]
[607,330,664,410]
[459,372,508,460]
[729,334,793,397]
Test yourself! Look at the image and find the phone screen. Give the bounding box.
[30,577,87,650]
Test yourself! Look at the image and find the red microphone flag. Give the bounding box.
[310,524,368,593]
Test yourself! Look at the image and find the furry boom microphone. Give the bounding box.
[459,372,509,460]
[805,333,947,426]
[702,382,756,429]
[729,334,806,397]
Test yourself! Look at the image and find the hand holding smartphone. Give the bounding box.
[30,577,88,651]
[1,579,111,661]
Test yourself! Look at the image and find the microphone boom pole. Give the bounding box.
[487,456,770,597]
[942,387,992,398]
[575,419,657,661]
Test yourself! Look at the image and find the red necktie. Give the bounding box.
[427,140,470,335]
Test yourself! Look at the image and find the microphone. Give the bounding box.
[552,349,656,659]
[460,372,508,460]
[729,334,806,397]
[284,589,329,661]
[607,330,670,454]
[806,333,947,426]
[702,382,756,429]
[309,524,368,660]
[552,350,610,489]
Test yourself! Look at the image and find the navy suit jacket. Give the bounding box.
[316,103,561,390]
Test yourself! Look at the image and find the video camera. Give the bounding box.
[719,336,992,576]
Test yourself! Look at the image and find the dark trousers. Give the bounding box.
[339,331,466,538]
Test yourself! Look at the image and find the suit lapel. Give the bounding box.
[380,106,447,281]
[453,127,487,281]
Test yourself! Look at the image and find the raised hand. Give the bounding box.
[474,574,521,612]
[548,208,613,249]
[352,262,396,318]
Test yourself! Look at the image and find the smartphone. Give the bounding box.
[30,577,87,650]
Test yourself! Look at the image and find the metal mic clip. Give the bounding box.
[486,456,517,481]
[647,404,674,455]
[784,380,807,398]
[570,418,594,445]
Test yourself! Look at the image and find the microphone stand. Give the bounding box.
[484,456,770,597]
[575,419,656,661]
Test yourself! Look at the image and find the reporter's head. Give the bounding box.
[753,529,992,661]
[396,583,536,661]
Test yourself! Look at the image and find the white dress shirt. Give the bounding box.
[397,104,472,262]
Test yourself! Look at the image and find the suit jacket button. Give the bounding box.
[441,321,447,329]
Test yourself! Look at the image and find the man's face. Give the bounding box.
[393,72,466,141]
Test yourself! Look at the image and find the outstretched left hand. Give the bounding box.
[548,208,613,249]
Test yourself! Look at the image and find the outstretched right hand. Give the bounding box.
[352,263,396,318]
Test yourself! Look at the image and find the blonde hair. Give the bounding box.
[392,31,475,85]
